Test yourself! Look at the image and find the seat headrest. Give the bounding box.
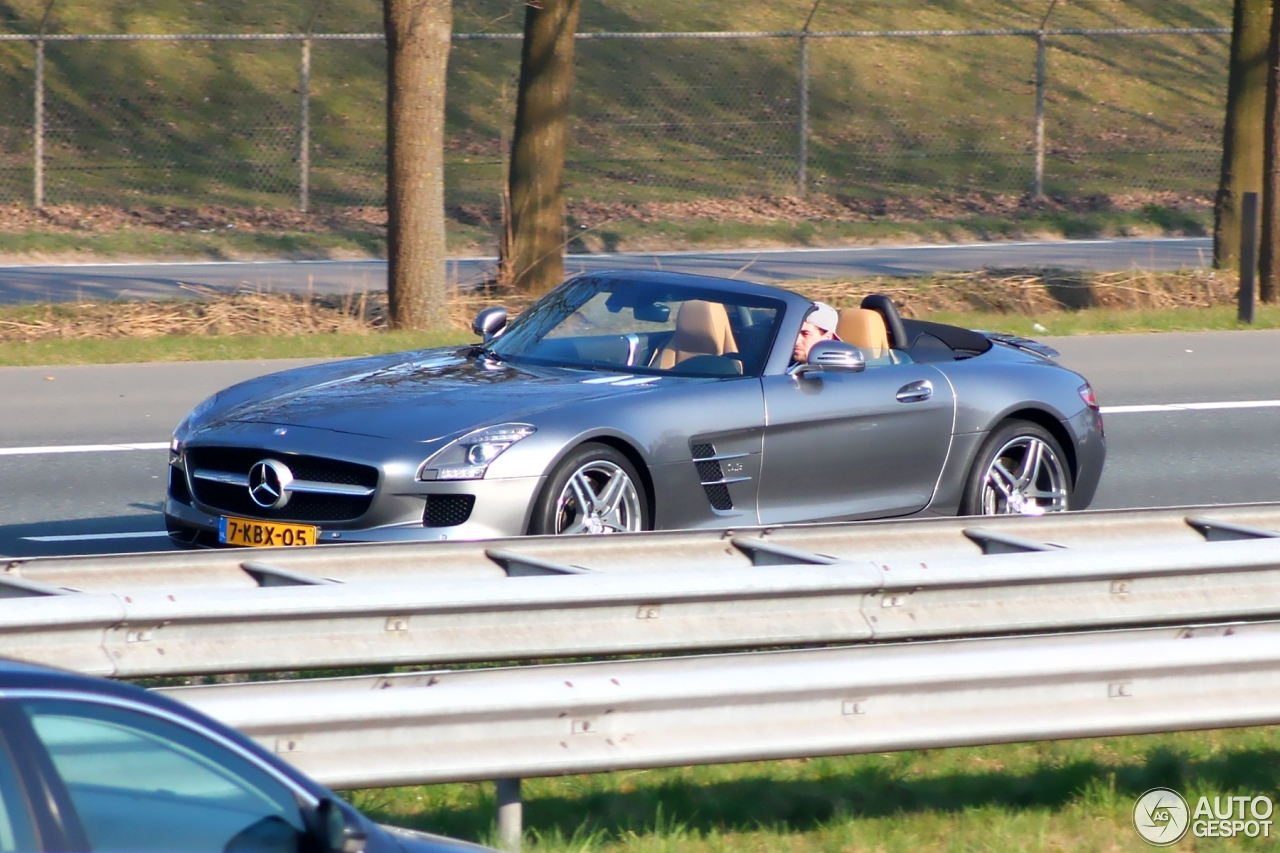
[671,300,737,355]
[837,308,890,355]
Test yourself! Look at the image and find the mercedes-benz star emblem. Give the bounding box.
[248,459,294,509]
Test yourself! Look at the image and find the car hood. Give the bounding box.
[211,351,682,442]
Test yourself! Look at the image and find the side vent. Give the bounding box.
[691,443,734,511]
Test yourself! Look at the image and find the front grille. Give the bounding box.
[185,446,377,523]
[424,495,475,527]
[186,447,378,488]
[168,466,192,505]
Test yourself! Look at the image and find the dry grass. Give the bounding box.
[0,286,386,343]
[799,268,1237,317]
[0,268,1241,344]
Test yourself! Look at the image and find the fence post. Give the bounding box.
[495,778,522,853]
[33,38,44,209]
[797,32,809,197]
[1033,31,1046,199]
[299,36,311,213]
[1240,191,1260,324]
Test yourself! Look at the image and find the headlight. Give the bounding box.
[420,424,536,481]
[174,393,220,439]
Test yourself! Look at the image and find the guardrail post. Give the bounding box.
[33,37,45,209]
[299,36,311,213]
[1033,31,1046,200]
[1240,191,1260,324]
[495,778,522,853]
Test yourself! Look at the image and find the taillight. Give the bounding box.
[1078,384,1099,411]
[1079,383,1103,436]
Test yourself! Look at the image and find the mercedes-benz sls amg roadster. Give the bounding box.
[165,270,1105,548]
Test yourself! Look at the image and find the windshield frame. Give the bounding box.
[486,275,789,379]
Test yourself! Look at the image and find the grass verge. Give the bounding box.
[0,331,468,367]
[347,725,1280,853]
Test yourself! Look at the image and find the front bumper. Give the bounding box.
[165,474,546,547]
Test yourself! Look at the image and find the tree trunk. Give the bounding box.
[384,0,452,330]
[1216,0,1271,270]
[501,0,582,295]
[1262,0,1280,301]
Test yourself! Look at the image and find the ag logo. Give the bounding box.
[1133,788,1190,846]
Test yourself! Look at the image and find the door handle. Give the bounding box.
[896,379,933,403]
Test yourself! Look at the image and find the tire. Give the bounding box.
[529,443,650,535]
[959,420,1073,516]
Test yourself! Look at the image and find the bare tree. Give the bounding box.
[501,0,583,295]
[1216,0,1271,270]
[384,0,452,330]
[1262,0,1280,301]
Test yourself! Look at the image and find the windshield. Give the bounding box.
[487,277,785,377]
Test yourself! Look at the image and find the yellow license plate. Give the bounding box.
[219,516,317,548]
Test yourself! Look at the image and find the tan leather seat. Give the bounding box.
[837,308,890,358]
[652,300,739,370]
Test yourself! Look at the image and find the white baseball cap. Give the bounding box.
[806,301,839,334]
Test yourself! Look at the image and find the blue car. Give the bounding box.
[0,659,490,853]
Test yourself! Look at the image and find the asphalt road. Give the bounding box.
[0,237,1212,302]
[1,327,1277,558]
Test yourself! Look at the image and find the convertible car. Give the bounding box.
[164,271,1105,548]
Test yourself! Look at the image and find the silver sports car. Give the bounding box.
[165,271,1105,548]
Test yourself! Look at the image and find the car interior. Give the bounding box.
[856,294,993,364]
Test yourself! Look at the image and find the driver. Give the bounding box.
[792,301,841,364]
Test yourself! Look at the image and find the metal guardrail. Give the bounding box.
[7,503,1280,593]
[5,505,1277,848]
[161,619,1280,790]
[5,518,1280,678]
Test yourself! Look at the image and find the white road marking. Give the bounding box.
[0,442,168,456]
[22,531,169,542]
[1101,400,1280,414]
[0,396,1272,459]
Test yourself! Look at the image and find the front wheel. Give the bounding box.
[529,443,649,535]
[960,420,1072,516]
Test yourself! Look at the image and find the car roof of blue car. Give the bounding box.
[0,656,328,796]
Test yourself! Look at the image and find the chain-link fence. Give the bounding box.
[0,26,1230,213]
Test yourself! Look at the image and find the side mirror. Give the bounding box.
[313,798,367,853]
[472,306,508,342]
[793,340,865,377]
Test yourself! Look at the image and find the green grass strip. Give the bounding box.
[347,725,1280,853]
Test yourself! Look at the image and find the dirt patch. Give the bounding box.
[566,191,1212,227]
[0,203,387,236]
[0,268,1235,343]
[0,190,1211,238]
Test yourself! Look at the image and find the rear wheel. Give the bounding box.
[960,420,1072,516]
[529,443,649,535]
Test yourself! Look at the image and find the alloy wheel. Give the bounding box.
[553,460,644,534]
[979,435,1069,516]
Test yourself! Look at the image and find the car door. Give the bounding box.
[757,362,954,524]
